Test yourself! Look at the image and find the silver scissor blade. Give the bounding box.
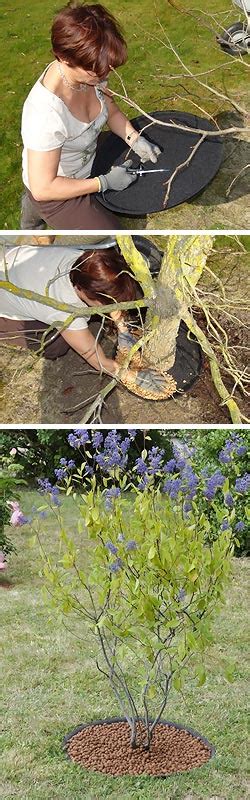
[127,168,170,175]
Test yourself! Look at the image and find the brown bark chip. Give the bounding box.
[65,719,213,777]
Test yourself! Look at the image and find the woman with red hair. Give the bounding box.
[0,243,169,398]
[21,2,160,230]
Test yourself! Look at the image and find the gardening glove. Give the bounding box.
[99,160,137,192]
[119,366,177,400]
[136,368,172,393]
[130,136,161,164]
[117,329,139,350]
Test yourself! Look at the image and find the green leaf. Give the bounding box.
[147,684,157,700]
[148,545,156,560]
[173,674,183,692]
[196,665,206,686]
[60,553,74,569]
[189,570,198,583]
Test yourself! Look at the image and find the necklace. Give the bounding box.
[57,61,88,92]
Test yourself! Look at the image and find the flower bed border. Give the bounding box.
[63,716,215,778]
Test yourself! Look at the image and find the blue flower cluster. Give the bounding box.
[95,430,133,473]
[235,473,250,495]
[68,430,90,449]
[104,486,121,510]
[162,447,199,509]
[162,477,182,499]
[203,470,225,501]
[224,492,234,509]
[163,458,177,474]
[37,479,61,506]
[105,541,118,555]
[60,458,76,469]
[110,557,123,574]
[126,539,137,551]
[92,432,103,448]
[148,446,165,475]
[234,520,245,532]
[221,519,230,531]
[219,434,247,465]
[107,537,137,574]
[135,457,148,476]
[135,446,165,491]
[54,467,67,481]
[181,463,199,500]
[54,459,76,481]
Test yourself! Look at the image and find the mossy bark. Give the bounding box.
[144,235,214,370]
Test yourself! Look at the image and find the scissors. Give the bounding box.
[127,166,170,176]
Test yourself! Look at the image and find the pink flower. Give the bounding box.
[7,501,19,510]
[7,501,28,527]
[10,448,17,456]
[0,552,7,570]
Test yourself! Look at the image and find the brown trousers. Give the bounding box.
[0,317,69,360]
[25,189,122,231]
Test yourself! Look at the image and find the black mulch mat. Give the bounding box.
[92,111,223,215]
[168,320,202,394]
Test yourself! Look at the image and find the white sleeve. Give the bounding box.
[65,316,90,331]
[21,101,67,151]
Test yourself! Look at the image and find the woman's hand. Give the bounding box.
[129,135,161,164]
[99,160,137,192]
[109,309,124,324]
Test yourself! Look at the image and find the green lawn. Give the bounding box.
[0,0,247,228]
[1,491,249,800]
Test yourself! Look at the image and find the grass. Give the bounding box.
[0,0,247,228]
[1,491,249,800]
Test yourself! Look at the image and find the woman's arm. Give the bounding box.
[61,326,119,375]
[104,93,139,145]
[104,92,161,163]
[27,149,100,202]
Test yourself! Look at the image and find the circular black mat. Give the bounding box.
[92,111,223,215]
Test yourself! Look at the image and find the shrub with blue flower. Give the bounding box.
[30,429,245,752]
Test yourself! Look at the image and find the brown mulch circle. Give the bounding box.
[64,718,214,777]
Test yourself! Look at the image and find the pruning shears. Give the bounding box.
[127,166,170,176]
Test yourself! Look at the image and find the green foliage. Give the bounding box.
[177,430,249,555]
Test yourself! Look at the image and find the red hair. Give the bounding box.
[51,2,127,78]
[70,248,142,304]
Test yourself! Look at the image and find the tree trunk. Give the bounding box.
[144,235,214,370]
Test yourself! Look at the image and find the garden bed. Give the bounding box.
[64,718,214,777]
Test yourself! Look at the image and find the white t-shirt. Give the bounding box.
[0,245,90,331]
[21,64,109,189]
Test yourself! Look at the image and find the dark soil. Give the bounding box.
[65,719,213,777]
